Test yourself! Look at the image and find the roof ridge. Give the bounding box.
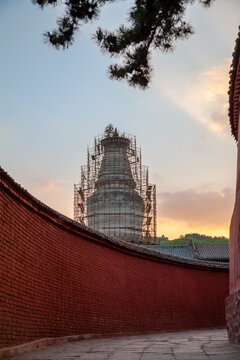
[228,25,240,140]
[0,165,229,270]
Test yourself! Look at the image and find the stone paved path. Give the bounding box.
[11,329,240,360]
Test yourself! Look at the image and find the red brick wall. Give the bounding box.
[227,34,240,343]
[0,168,229,349]
[230,59,240,293]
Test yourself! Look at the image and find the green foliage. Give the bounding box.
[33,0,214,88]
[159,237,229,246]
[184,233,228,241]
[160,238,192,245]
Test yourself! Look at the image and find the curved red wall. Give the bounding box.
[0,167,229,349]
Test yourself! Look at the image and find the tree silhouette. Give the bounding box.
[33,0,214,89]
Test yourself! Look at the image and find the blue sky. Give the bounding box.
[1,0,240,239]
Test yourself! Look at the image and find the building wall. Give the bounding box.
[226,32,240,344]
[230,116,240,293]
[225,124,240,342]
[0,167,229,349]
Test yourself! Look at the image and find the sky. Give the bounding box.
[0,0,240,239]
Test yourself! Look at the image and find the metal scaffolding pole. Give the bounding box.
[74,130,157,244]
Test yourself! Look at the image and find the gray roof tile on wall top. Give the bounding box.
[144,245,194,259]
[144,243,229,262]
[0,165,229,270]
[195,243,229,260]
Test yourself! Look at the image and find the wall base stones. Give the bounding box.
[226,288,240,344]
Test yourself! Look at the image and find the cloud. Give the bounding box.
[157,216,230,240]
[155,59,231,135]
[210,104,228,130]
[30,178,73,218]
[40,179,71,192]
[158,187,234,228]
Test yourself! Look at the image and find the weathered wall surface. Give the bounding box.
[0,167,229,349]
[227,27,240,344]
[229,120,240,293]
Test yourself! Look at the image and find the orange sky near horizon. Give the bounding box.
[157,217,230,240]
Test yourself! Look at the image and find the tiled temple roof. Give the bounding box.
[229,26,240,141]
[194,243,229,261]
[143,242,229,263]
[144,245,194,259]
[0,166,229,270]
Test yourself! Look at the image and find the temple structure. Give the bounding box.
[87,136,145,243]
[74,126,157,244]
[226,26,240,344]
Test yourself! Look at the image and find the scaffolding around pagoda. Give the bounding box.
[74,133,157,244]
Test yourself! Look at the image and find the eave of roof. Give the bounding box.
[229,26,240,141]
[144,245,194,259]
[144,243,229,262]
[195,243,229,261]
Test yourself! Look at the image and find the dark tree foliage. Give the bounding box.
[33,0,214,89]
[185,233,229,241]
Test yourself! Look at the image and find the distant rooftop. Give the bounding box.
[143,242,229,263]
[145,245,194,259]
[194,243,229,262]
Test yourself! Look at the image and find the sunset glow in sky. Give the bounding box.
[1,0,239,239]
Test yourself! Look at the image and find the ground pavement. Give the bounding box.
[11,329,240,360]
